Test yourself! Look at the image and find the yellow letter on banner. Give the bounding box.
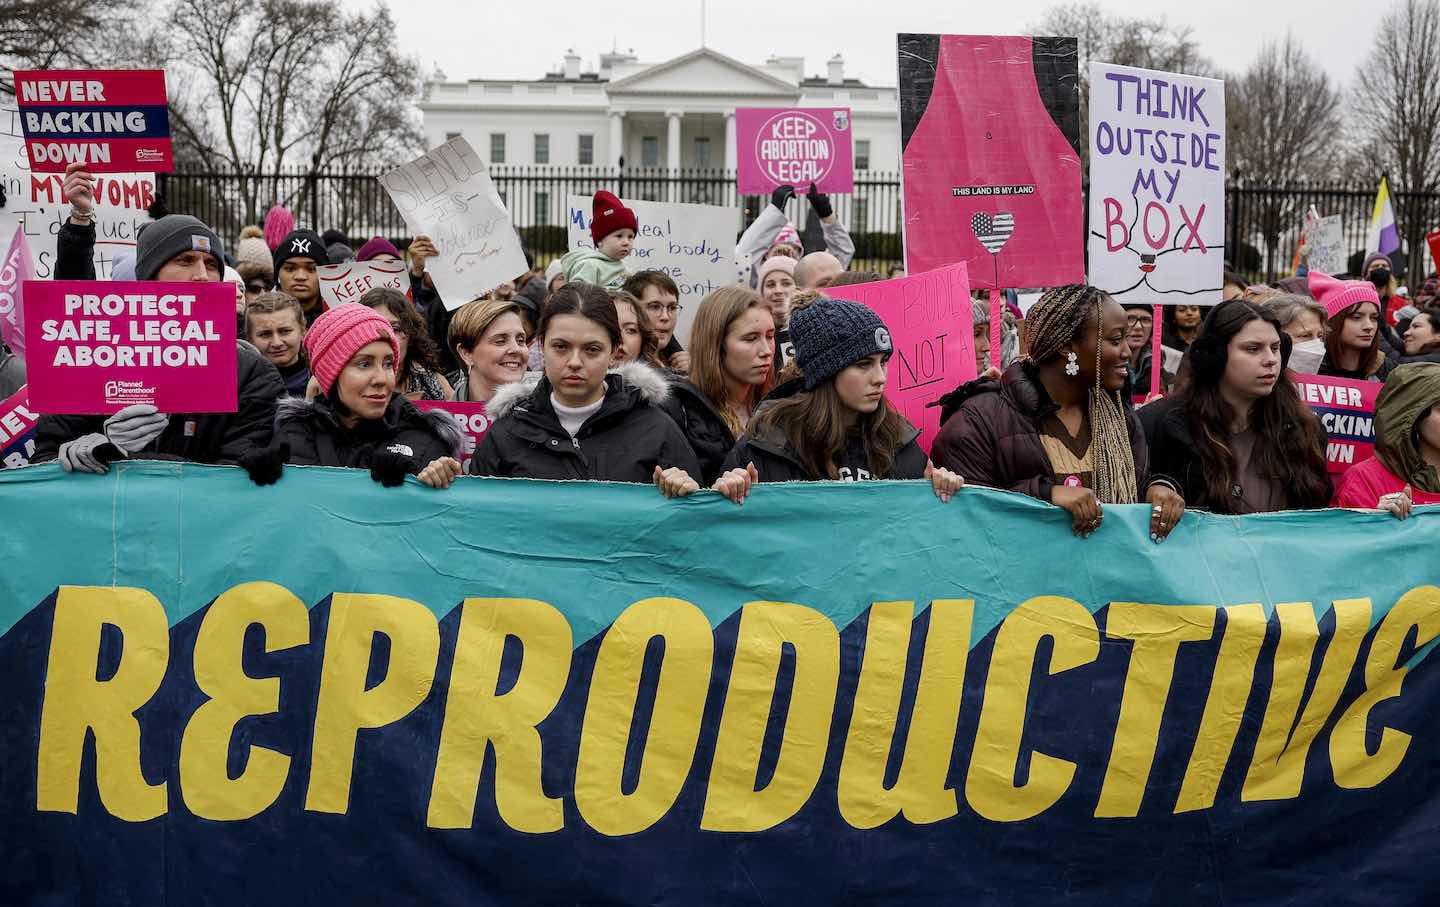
[1094,603,1216,818]
[1242,600,1368,802]
[1175,604,1266,813]
[837,599,972,829]
[1331,586,1440,789]
[428,598,571,833]
[179,582,309,821]
[305,593,440,815]
[575,598,713,836]
[36,586,169,821]
[965,595,1098,822]
[701,601,840,832]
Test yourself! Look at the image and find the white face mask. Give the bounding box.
[1289,338,1326,374]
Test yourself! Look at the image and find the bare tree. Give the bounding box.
[0,0,145,95]
[1353,0,1440,278]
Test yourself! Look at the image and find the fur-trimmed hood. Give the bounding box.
[274,393,464,458]
[486,360,672,422]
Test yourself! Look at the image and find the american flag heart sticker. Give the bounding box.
[971,212,1015,254]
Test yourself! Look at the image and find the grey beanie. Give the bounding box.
[789,297,893,390]
[135,215,225,281]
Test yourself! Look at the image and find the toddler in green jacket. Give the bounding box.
[560,190,637,289]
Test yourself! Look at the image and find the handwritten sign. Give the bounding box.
[380,137,527,312]
[897,34,1084,289]
[22,280,237,414]
[1306,207,1346,276]
[317,259,408,310]
[1087,63,1226,305]
[827,262,974,453]
[735,108,853,195]
[0,385,38,469]
[1,99,155,280]
[14,70,172,173]
[415,400,489,472]
[566,195,737,345]
[1294,373,1379,475]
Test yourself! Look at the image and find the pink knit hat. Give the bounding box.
[263,205,295,251]
[757,253,797,285]
[304,305,401,393]
[1309,270,1381,319]
[771,222,802,251]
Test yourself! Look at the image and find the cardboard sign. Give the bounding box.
[1087,63,1226,305]
[380,137,528,312]
[22,280,237,414]
[735,107,854,195]
[828,261,975,452]
[317,259,409,310]
[1294,373,1379,475]
[1,99,155,280]
[415,400,489,472]
[897,34,1084,289]
[566,195,737,345]
[0,385,38,469]
[14,70,173,173]
[1306,208,1346,276]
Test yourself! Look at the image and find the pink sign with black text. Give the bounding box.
[22,280,236,414]
[735,108,854,195]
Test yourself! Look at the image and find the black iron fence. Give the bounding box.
[155,166,1440,285]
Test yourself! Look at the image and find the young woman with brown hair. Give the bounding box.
[362,287,455,400]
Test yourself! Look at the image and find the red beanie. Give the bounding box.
[304,304,401,394]
[1308,270,1382,319]
[590,190,638,244]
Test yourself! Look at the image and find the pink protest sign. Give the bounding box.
[416,400,490,472]
[22,280,237,414]
[1294,374,1380,475]
[735,108,854,195]
[896,35,1084,289]
[0,384,39,469]
[0,227,33,358]
[831,262,974,453]
[14,70,173,173]
[317,259,409,310]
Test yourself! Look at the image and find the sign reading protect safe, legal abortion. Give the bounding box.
[14,70,173,173]
[735,108,853,195]
[22,280,236,414]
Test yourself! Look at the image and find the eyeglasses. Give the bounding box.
[1126,315,1153,327]
[644,302,683,315]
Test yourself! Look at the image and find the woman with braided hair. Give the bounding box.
[932,284,1185,539]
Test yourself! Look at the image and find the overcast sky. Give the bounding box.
[372,0,1379,89]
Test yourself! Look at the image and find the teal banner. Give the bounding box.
[1,463,1438,904]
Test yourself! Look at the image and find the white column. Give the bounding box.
[667,110,682,201]
[608,111,625,169]
[723,111,737,176]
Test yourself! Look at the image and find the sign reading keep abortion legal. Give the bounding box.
[735,108,854,195]
[14,70,173,173]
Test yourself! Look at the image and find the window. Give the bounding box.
[693,136,711,169]
[852,198,869,232]
[534,133,549,164]
[490,133,506,164]
[855,140,871,171]
[535,191,551,225]
[444,131,461,141]
[641,136,659,167]
[578,134,594,165]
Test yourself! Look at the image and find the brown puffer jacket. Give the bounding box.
[929,361,1150,503]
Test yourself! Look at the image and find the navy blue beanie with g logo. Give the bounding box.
[788,297,893,390]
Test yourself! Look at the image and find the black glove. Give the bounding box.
[807,184,833,219]
[370,446,416,487]
[238,443,289,486]
[770,184,795,212]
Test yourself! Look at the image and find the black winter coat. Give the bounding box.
[661,378,737,486]
[33,343,285,465]
[930,361,1150,503]
[272,394,460,471]
[469,361,701,482]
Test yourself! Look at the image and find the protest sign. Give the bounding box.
[3,465,1440,904]
[317,259,409,310]
[1087,63,1226,305]
[1295,373,1379,474]
[22,280,237,414]
[1427,229,1440,278]
[380,137,527,311]
[566,195,737,345]
[415,400,489,472]
[1305,207,1345,276]
[0,227,33,358]
[0,385,37,469]
[14,70,173,173]
[834,262,974,452]
[896,34,1084,288]
[1,98,155,280]
[735,107,854,195]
